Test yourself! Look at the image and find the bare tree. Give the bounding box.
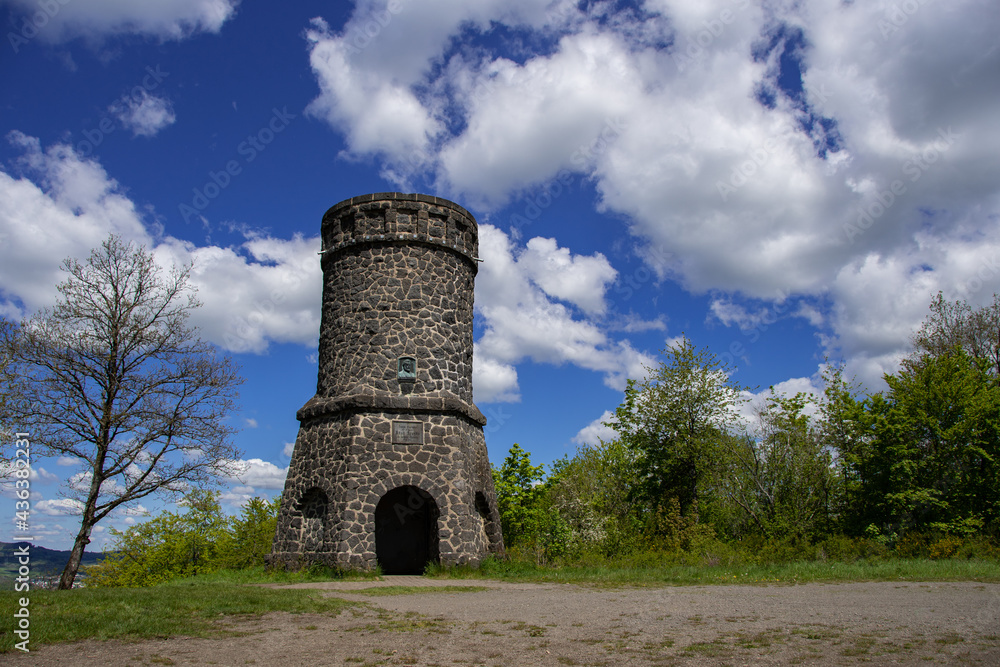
[0,316,23,449]
[2,236,243,589]
[912,291,1000,376]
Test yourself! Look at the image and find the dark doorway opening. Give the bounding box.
[375,485,439,574]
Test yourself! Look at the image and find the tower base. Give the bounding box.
[268,394,504,573]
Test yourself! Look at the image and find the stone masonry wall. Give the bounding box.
[316,194,478,403]
[271,409,499,569]
[269,193,504,571]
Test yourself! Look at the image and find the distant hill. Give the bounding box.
[0,541,109,588]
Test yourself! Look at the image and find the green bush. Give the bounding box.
[86,492,278,587]
[814,534,889,562]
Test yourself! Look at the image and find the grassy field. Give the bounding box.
[425,556,1000,586]
[2,558,998,654]
[0,577,358,653]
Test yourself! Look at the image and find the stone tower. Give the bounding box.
[269,193,505,573]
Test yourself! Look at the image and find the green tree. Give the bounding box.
[491,443,569,561]
[547,438,640,554]
[88,491,230,586]
[864,350,1000,534]
[723,391,836,539]
[816,362,871,534]
[3,236,244,589]
[216,496,280,569]
[609,336,750,519]
[492,443,547,547]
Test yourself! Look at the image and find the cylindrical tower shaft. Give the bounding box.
[268,193,504,573]
[315,193,479,404]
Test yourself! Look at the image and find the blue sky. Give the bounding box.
[1,0,998,551]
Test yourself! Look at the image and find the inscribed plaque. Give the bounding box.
[391,420,423,444]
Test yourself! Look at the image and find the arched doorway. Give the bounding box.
[375,486,439,574]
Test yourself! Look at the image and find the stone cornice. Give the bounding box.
[297,393,487,426]
[320,234,480,273]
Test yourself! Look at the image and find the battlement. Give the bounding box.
[320,193,479,269]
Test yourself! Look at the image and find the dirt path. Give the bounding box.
[12,578,1000,665]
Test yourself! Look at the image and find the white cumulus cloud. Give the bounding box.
[572,410,617,447]
[0,132,322,354]
[225,458,287,490]
[304,0,1000,393]
[35,498,84,516]
[474,224,654,401]
[5,0,239,43]
[109,90,176,137]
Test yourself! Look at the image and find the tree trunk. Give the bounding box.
[59,477,101,590]
[58,520,93,589]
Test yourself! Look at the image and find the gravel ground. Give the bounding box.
[11,578,1000,666]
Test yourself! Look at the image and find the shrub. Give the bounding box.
[87,492,278,587]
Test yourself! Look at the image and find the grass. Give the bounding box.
[148,564,383,585]
[348,585,489,596]
[0,578,357,653]
[426,556,1000,586]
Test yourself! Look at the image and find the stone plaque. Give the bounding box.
[391,420,423,444]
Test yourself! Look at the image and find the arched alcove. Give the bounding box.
[298,487,329,551]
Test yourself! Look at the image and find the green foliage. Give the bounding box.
[87,491,278,587]
[854,350,1000,535]
[817,362,871,534]
[547,438,639,555]
[642,497,719,556]
[492,443,545,545]
[486,295,1000,571]
[608,335,750,518]
[216,496,281,569]
[912,291,1000,377]
[492,443,567,562]
[722,390,837,540]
